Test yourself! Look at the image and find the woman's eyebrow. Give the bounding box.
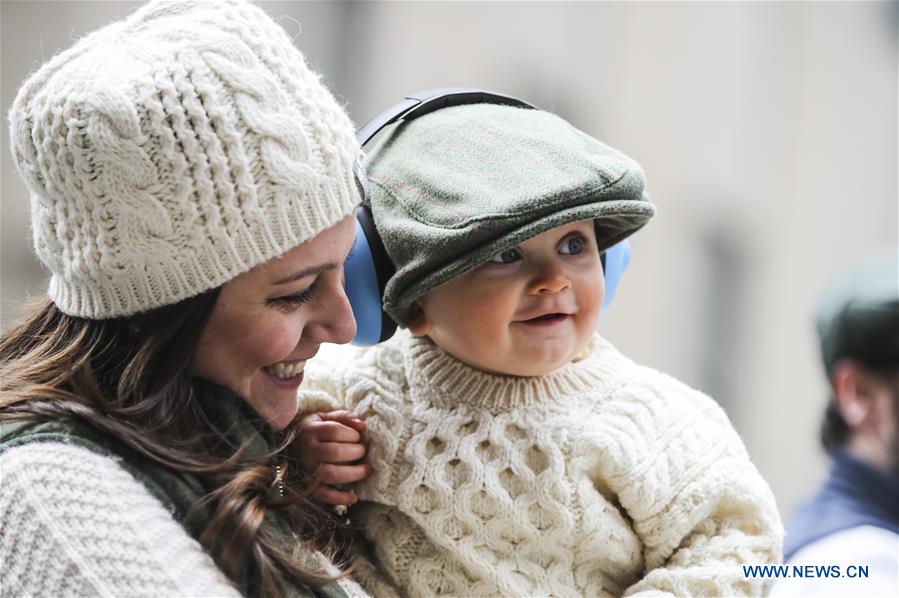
[273,263,336,285]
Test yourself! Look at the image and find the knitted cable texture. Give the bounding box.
[0,442,240,597]
[300,333,784,597]
[8,0,360,318]
[0,441,373,598]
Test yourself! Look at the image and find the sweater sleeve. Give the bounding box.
[298,340,411,507]
[0,441,240,598]
[297,343,360,414]
[581,369,783,597]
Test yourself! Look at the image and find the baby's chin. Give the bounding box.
[496,358,574,377]
[427,325,589,377]
[442,344,580,378]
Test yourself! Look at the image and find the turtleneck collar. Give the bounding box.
[402,332,630,412]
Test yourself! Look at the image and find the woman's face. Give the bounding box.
[192,216,357,429]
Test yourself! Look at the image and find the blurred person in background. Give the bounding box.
[773,249,899,597]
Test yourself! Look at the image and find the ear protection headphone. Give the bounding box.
[345,88,632,346]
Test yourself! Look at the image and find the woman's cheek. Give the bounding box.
[251,320,301,365]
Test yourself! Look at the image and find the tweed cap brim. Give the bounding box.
[382,199,654,325]
[366,103,656,327]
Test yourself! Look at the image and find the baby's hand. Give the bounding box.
[297,410,371,506]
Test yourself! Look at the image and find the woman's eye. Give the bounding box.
[272,282,319,308]
[490,248,521,264]
[560,236,585,255]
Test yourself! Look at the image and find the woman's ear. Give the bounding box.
[406,303,432,337]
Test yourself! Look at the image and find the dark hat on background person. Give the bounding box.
[364,103,656,326]
[816,248,899,375]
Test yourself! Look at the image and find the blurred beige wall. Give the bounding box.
[2,1,897,522]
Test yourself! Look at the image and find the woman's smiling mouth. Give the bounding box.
[263,360,307,388]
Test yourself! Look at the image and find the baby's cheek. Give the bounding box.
[460,303,511,353]
[579,275,604,318]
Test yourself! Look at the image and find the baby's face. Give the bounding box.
[414,221,604,376]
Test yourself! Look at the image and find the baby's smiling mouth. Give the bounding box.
[519,313,570,326]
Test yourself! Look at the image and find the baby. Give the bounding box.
[298,104,782,596]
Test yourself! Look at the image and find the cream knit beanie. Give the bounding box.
[8,0,361,318]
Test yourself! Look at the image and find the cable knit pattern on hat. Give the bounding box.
[300,333,783,597]
[8,0,360,318]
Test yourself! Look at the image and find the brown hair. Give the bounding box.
[0,294,345,595]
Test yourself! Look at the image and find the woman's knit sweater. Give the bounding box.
[0,440,242,597]
[300,332,783,597]
[0,382,369,598]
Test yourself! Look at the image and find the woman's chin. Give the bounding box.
[247,371,306,429]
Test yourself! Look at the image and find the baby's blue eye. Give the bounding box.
[560,236,585,255]
[490,248,521,264]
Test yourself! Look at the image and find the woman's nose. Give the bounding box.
[313,282,357,345]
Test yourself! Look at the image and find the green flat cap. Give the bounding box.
[365,103,656,326]
[816,248,899,373]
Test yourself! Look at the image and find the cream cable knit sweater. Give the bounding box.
[300,333,783,597]
[0,441,370,597]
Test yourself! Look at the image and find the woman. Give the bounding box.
[0,1,369,595]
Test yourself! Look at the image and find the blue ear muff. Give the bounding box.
[345,88,634,345]
[344,218,383,346]
[345,205,397,345]
[600,239,631,310]
[346,228,632,344]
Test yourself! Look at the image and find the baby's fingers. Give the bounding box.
[316,441,366,464]
[314,462,372,486]
[318,410,366,433]
[313,420,364,443]
[312,485,358,507]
